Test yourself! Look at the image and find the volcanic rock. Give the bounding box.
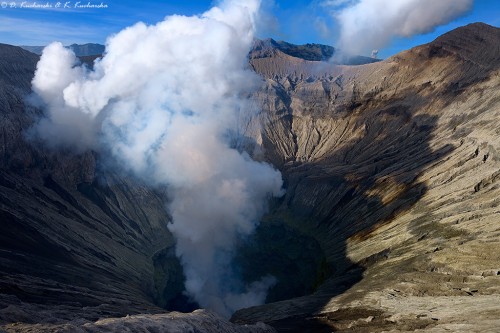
[1,22,500,333]
[233,22,500,332]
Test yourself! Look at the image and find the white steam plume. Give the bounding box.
[332,0,473,55]
[31,0,283,317]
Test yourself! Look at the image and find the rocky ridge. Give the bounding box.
[3,310,275,333]
[251,39,380,64]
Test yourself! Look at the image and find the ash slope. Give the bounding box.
[233,22,500,332]
[0,44,180,323]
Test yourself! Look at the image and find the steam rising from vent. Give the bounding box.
[31,0,283,317]
[332,0,473,55]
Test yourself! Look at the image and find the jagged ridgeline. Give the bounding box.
[0,22,499,332]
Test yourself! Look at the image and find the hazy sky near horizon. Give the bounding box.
[0,0,498,58]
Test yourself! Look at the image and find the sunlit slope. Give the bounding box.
[234,22,500,332]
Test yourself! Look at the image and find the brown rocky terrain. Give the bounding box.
[233,22,500,332]
[3,310,275,333]
[0,22,499,332]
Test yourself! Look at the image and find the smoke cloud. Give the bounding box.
[331,0,473,55]
[31,0,283,317]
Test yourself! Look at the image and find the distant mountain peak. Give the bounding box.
[429,22,500,63]
[250,38,381,65]
[20,43,105,56]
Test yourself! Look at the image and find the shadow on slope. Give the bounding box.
[229,42,500,329]
[234,22,500,331]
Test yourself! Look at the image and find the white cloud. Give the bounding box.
[314,17,333,39]
[329,0,473,55]
[31,0,283,317]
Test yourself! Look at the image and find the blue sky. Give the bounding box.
[0,0,498,58]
